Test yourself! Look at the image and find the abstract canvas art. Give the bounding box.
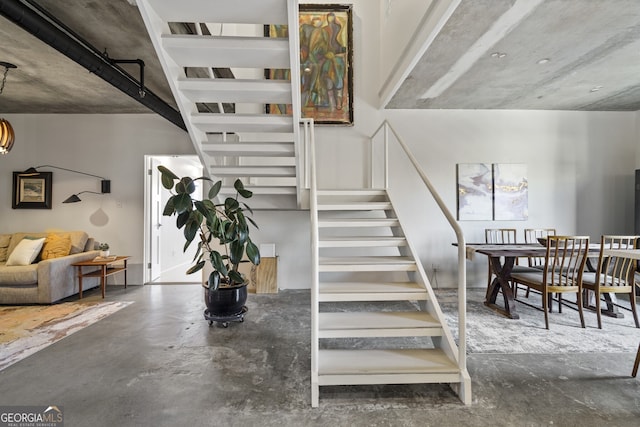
[493,163,528,220]
[456,163,493,220]
[267,4,353,125]
[456,163,528,221]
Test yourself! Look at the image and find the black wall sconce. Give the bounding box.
[20,165,110,203]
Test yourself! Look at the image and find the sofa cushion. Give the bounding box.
[0,234,11,262]
[0,262,39,284]
[7,233,47,257]
[41,233,72,260]
[6,237,46,266]
[57,231,89,254]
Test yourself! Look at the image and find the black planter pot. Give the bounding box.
[203,283,248,317]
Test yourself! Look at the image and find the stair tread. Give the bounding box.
[320,256,414,265]
[320,281,424,293]
[319,311,440,330]
[219,186,296,195]
[317,189,387,196]
[178,78,292,104]
[318,218,400,227]
[318,202,393,211]
[145,0,289,25]
[162,35,290,68]
[318,349,459,376]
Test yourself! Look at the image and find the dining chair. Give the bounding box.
[524,228,557,268]
[581,235,639,329]
[633,342,640,377]
[518,228,557,298]
[484,228,517,292]
[510,235,590,329]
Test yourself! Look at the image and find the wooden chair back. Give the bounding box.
[524,228,556,267]
[543,235,590,289]
[485,228,517,244]
[595,235,638,289]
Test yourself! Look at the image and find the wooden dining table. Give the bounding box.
[463,243,603,319]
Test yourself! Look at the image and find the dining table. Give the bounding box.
[462,243,604,319]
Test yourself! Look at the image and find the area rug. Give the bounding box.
[0,300,132,371]
[437,288,640,354]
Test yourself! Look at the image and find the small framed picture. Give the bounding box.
[12,171,53,209]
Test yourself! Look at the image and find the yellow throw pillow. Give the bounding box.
[41,233,72,260]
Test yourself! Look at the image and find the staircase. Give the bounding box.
[137,0,302,209]
[311,188,471,406]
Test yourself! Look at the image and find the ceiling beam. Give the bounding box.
[0,0,186,130]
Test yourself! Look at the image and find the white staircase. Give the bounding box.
[311,189,471,406]
[137,0,302,209]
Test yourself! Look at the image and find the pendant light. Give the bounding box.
[0,62,17,155]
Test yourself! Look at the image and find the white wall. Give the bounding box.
[0,114,195,283]
[383,109,638,287]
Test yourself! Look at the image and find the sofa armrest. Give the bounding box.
[36,250,100,303]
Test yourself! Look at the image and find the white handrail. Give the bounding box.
[370,120,467,373]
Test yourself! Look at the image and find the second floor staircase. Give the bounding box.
[137,0,303,209]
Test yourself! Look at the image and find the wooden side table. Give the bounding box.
[72,255,130,298]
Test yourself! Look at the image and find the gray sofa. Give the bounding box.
[0,231,100,304]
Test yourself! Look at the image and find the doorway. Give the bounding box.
[143,155,203,284]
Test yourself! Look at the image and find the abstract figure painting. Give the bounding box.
[456,163,493,220]
[456,163,528,221]
[267,4,353,125]
[493,164,528,220]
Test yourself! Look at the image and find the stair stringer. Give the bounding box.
[386,191,471,404]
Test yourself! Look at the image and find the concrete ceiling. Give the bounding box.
[1,0,639,117]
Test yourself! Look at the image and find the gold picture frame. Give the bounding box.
[12,171,53,209]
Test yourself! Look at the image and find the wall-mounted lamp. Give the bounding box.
[20,165,111,203]
[63,191,104,203]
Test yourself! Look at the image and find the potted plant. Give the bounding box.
[157,165,260,325]
[98,243,110,257]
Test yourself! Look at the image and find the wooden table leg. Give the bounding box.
[101,265,106,298]
[484,256,519,319]
[77,266,83,299]
[124,259,128,289]
[633,343,640,378]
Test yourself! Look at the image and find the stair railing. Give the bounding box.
[370,120,467,373]
[304,117,319,399]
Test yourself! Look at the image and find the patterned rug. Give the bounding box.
[0,299,132,371]
[438,288,640,354]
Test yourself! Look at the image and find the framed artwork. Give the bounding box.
[266,4,353,125]
[456,163,493,220]
[493,163,528,220]
[12,171,53,209]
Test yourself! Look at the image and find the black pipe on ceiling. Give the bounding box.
[0,0,186,131]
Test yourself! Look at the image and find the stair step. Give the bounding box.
[317,349,460,385]
[318,237,407,248]
[162,35,290,69]
[319,257,416,272]
[319,282,427,302]
[317,202,393,211]
[319,312,442,338]
[203,142,295,157]
[178,78,292,104]
[192,113,294,133]
[211,166,296,177]
[220,186,296,195]
[146,0,289,25]
[318,218,400,228]
[317,189,388,197]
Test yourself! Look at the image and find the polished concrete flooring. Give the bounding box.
[0,284,639,427]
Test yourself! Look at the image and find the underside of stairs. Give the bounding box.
[137,0,302,210]
[312,189,471,406]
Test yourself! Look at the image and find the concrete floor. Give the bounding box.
[1,284,639,427]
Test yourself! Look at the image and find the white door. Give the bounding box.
[150,157,163,282]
